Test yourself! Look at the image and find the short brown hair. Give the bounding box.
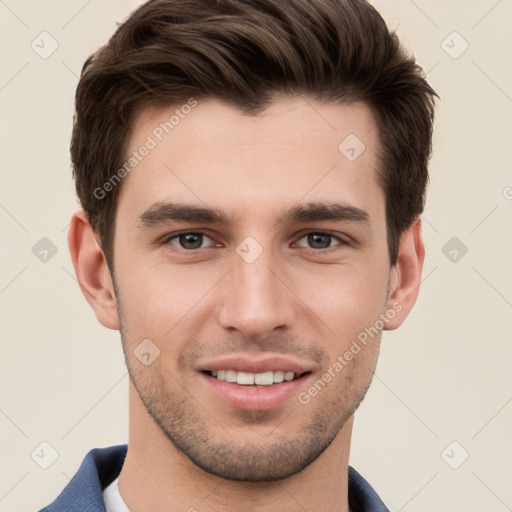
[71,0,437,268]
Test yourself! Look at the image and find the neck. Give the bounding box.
[118,381,353,512]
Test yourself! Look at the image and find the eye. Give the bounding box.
[165,231,215,250]
[295,232,344,250]
[163,230,346,252]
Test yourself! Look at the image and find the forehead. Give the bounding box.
[117,96,383,226]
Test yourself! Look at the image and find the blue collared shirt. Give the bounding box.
[38,444,390,512]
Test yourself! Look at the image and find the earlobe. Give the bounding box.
[68,209,120,330]
[384,217,425,330]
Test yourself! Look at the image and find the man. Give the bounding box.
[40,0,436,510]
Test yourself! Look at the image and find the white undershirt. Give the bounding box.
[103,476,132,512]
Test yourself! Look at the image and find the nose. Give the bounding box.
[217,245,296,341]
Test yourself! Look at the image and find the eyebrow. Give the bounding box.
[137,201,370,229]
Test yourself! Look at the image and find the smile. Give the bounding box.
[205,369,307,386]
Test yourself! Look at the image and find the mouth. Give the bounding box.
[196,354,316,410]
[202,369,311,387]
[198,369,314,411]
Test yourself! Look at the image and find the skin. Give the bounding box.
[69,96,424,512]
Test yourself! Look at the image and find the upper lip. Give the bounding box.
[197,354,315,375]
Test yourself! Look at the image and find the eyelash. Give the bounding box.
[162,230,348,253]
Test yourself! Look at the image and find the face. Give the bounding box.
[111,96,393,481]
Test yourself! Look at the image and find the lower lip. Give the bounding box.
[199,372,313,411]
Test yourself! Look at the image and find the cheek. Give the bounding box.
[295,264,387,383]
[116,261,220,344]
[296,263,388,332]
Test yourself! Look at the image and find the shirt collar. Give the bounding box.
[39,444,390,512]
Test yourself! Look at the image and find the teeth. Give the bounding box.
[284,371,295,381]
[209,369,300,385]
[273,370,284,383]
[255,371,273,385]
[225,370,237,383]
[237,371,255,385]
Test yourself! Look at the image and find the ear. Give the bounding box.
[68,209,120,330]
[384,217,425,330]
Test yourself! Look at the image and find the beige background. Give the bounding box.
[1,1,511,511]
